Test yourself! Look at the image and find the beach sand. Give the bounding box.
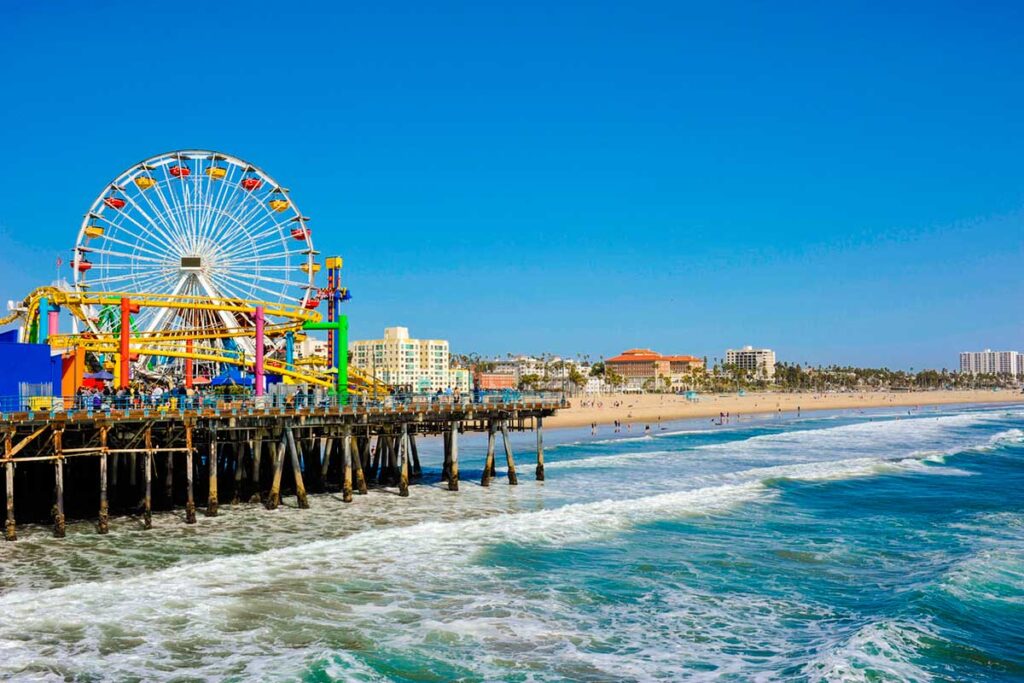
[546,389,1023,429]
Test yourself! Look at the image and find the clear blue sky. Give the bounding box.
[1,0,1021,370]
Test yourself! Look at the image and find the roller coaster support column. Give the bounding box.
[119,297,131,389]
[47,303,59,342]
[38,297,49,343]
[327,263,336,369]
[185,340,194,389]
[254,306,265,397]
[285,332,295,372]
[301,317,348,404]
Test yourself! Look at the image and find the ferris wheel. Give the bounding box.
[71,150,319,373]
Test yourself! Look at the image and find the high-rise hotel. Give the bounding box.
[959,350,1022,377]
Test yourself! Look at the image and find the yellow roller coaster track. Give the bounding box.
[1,287,390,394]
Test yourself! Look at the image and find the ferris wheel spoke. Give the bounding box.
[205,272,254,303]
[97,202,185,262]
[78,270,159,288]
[99,271,175,298]
[86,246,170,265]
[227,270,312,290]
[213,196,291,245]
[215,224,302,262]
[121,172,188,248]
[92,230,178,264]
[161,162,203,255]
[114,191,191,256]
[199,158,236,248]
[205,189,273,247]
[205,177,253,246]
[211,270,289,302]
[140,173,194,254]
[97,203,183,261]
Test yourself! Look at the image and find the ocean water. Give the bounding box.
[1,404,1023,682]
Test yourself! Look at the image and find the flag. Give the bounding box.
[56,256,63,268]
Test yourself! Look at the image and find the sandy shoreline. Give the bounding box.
[545,389,1023,429]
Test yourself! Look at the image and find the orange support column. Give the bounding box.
[119,297,131,389]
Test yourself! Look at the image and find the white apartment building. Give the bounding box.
[295,337,330,361]
[725,346,777,379]
[959,350,1020,377]
[350,327,452,392]
[490,355,588,388]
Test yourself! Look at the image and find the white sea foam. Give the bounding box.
[802,620,937,682]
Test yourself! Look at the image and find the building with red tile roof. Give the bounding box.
[606,349,704,389]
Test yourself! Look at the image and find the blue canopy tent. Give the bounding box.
[210,370,254,387]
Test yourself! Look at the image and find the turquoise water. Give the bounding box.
[0,404,1022,681]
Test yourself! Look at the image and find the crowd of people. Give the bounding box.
[68,382,544,412]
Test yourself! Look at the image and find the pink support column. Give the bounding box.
[119,298,131,390]
[48,307,59,341]
[254,306,265,396]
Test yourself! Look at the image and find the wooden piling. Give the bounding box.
[4,459,14,542]
[441,430,451,483]
[232,440,245,504]
[250,435,263,504]
[4,430,14,541]
[482,421,496,487]
[286,427,309,509]
[500,421,519,485]
[449,421,460,491]
[398,424,410,497]
[535,416,545,481]
[143,427,153,529]
[184,423,197,524]
[206,431,218,517]
[369,435,383,484]
[354,436,368,495]
[342,427,353,503]
[98,426,109,534]
[385,436,397,489]
[410,433,422,479]
[53,428,65,538]
[164,451,173,506]
[267,432,286,510]
[319,436,332,480]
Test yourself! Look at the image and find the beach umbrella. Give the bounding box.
[192,376,212,386]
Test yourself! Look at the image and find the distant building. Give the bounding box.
[486,355,591,390]
[349,327,451,393]
[475,371,516,390]
[725,346,776,379]
[451,367,472,393]
[959,350,1020,377]
[295,336,329,361]
[606,348,704,389]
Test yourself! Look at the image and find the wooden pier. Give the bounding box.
[1,399,563,540]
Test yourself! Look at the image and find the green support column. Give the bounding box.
[301,315,348,405]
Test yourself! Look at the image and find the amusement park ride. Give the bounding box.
[0,150,386,403]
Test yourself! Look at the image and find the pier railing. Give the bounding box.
[0,390,567,420]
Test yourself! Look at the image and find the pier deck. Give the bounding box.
[1,397,565,540]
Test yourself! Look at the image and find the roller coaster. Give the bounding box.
[1,150,389,401]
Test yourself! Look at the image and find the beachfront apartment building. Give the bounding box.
[489,355,590,388]
[349,327,452,393]
[605,349,704,389]
[725,346,777,380]
[959,350,1021,377]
